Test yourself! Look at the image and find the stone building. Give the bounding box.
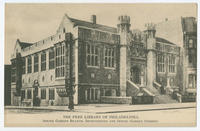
[10,14,196,106]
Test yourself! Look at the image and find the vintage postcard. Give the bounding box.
[4,3,197,127]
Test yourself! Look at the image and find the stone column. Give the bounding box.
[146,23,157,94]
[25,57,28,74]
[31,55,34,73]
[46,88,49,101]
[117,15,131,97]
[97,89,101,100]
[38,53,41,72]
[85,89,87,101]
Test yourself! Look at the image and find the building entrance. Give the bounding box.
[131,66,141,84]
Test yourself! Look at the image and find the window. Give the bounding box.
[27,56,32,73]
[22,58,25,74]
[41,52,46,71]
[189,39,193,48]
[168,55,175,73]
[27,89,32,99]
[104,47,115,68]
[11,60,16,82]
[55,44,65,77]
[187,38,197,67]
[34,54,39,72]
[188,74,196,88]
[49,88,55,100]
[21,90,25,100]
[157,54,165,72]
[49,49,55,69]
[86,44,99,67]
[41,88,46,99]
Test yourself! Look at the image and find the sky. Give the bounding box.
[5,3,197,64]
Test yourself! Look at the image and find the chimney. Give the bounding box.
[91,15,96,24]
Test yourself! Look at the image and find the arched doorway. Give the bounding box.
[131,66,141,84]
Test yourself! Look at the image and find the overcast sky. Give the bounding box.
[5,3,197,64]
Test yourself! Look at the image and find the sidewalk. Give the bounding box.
[5,102,196,114]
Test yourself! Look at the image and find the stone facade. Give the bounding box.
[10,14,196,106]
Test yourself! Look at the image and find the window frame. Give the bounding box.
[55,43,65,78]
[27,56,32,73]
[168,55,176,73]
[104,46,115,69]
[157,54,165,73]
[86,43,99,68]
[34,54,39,72]
[49,48,55,70]
[49,88,55,100]
[41,88,46,99]
[41,52,46,71]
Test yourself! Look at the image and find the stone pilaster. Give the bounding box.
[146,23,157,93]
[117,15,131,97]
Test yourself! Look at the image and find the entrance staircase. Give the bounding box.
[126,80,179,104]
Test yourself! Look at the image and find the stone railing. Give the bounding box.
[126,80,140,96]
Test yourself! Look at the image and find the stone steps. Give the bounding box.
[154,94,178,104]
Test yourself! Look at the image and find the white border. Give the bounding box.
[0,0,199,131]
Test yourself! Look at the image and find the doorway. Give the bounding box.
[131,66,141,84]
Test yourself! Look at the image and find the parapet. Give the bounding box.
[145,23,156,31]
[118,15,130,25]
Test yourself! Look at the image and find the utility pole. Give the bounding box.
[65,33,74,110]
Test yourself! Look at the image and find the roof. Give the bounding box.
[68,17,118,33]
[17,39,33,49]
[19,42,33,49]
[156,37,176,45]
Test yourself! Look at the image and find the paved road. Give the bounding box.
[4,107,196,127]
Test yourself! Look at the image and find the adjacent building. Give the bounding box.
[10,14,197,106]
[5,65,11,106]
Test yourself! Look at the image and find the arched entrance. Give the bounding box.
[131,66,141,84]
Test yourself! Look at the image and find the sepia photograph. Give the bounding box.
[3,2,198,127]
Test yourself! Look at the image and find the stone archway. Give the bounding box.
[130,66,141,84]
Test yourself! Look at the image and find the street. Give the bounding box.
[4,106,196,127]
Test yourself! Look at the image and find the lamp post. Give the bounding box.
[65,33,74,110]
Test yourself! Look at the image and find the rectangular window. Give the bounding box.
[27,89,32,99]
[168,55,175,73]
[49,49,55,69]
[34,54,39,72]
[49,88,55,100]
[27,56,32,73]
[41,88,46,99]
[86,44,99,67]
[55,44,65,78]
[41,52,46,71]
[11,60,16,82]
[22,58,25,74]
[157,54,165,73]
[21,90,25,100]
[189,74,196,88]
[104,47,115,68]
